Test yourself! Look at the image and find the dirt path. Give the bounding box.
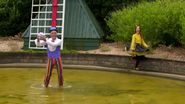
[0,37,184,61]
[0,37,24,52]
[79,42,185,61]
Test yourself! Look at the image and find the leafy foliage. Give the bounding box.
[0,0,147,38]
[0,0,32,36]
[106,0,185,46]
[85,0,148,40]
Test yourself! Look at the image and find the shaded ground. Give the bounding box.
[0,36,184,61]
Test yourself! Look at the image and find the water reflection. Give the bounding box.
[28,79,67,103]
[0,68,184,104]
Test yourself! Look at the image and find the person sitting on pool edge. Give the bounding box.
[35,27,63,87]
[125,25,149,70]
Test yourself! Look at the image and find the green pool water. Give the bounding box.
[0,68,184,104]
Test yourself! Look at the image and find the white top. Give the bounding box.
[35,38,62,51]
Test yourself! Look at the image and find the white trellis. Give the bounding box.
[29,0,66,50]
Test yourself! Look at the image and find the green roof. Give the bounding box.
[22,0,104,39]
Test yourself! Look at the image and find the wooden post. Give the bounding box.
[51,0,58,27]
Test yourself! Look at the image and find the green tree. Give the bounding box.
[0,0,32,37]
[106,0,185,46]
[85,0,151,41]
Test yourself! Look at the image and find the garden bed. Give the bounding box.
[0,37,184,61]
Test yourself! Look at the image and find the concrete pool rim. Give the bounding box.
[0,52,184,81]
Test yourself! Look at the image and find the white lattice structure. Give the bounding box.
[29,0,66,50]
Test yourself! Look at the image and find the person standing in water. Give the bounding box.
[35,27,63,87]
[126,25,149,70]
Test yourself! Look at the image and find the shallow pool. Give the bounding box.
[0,68,184,104]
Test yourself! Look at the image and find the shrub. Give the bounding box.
[106,0,185,47]
[85,0,151,40]
[0,0,32,37]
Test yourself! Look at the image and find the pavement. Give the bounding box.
[0,63,185,81]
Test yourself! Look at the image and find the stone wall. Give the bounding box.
[0,52,185,75]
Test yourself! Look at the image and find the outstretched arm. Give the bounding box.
[141,39,148,48]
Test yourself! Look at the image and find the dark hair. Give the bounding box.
[49,30,58,33]
[134,25,143,39]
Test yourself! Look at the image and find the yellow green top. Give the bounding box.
[130,33,148,50]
